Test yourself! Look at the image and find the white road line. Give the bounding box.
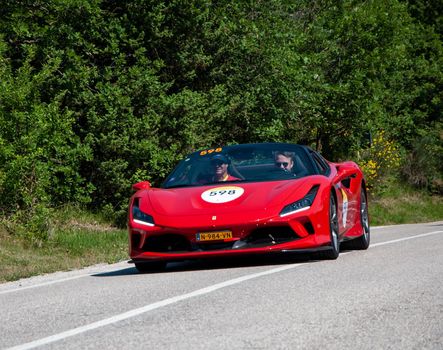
[370,230,443,247]
[0,224,438,295]
[0,275,90,296]
[0,262,129,296]
[5,229,443,350]
[5,262,309,350]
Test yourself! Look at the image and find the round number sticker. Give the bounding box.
[201,186,244,203]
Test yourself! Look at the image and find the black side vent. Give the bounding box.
[303,220,315,235]
[131,232,141,249]
[341,178,351,189]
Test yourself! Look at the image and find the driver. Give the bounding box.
[211,154,241,182]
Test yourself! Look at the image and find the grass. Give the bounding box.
[0,206,128,283]
[0,184,442,283]
[369,183,443,226]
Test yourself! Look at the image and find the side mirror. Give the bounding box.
[132,181,151,191]
[335,163,358,179]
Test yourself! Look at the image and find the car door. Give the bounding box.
[310,151,358,234]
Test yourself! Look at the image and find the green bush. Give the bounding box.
[0,0,441,237]
[401,127,443,194]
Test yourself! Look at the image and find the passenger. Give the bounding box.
[211,154,241,182]
[274,151,295,173]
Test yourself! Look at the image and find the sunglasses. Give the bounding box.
[275,162,289,168]
[212,161,226,166]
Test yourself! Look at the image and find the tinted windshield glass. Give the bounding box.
[162,144,316,189]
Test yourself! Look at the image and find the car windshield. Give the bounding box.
[162,143,316,189]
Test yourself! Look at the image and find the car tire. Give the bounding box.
[134,261,167,273]
[320,193,340,260]
[344,187,370,250]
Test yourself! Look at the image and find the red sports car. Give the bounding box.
[128,143,370,271]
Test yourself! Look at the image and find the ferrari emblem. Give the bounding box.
[212,216,217,220]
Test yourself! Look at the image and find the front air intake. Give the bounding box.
[246,226,298,246]
[143,234,192,253]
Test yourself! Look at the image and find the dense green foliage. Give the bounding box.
[0,0,442,235]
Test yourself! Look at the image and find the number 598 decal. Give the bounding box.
[201,186,244,203]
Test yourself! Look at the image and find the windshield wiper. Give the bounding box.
[163,183,196,189]
[203,179,244,185]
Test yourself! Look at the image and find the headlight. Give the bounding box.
[132,198,155,227]
[280,185,319,217]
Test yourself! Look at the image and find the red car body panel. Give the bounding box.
[128,144,368,264]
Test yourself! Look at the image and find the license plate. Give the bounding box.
[196,230,233,242]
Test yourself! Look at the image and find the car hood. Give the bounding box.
[144,180,309,217]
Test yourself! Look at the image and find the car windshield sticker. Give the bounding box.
[341,189,348,227]
[201,186,244,203]
[200,147,223,156]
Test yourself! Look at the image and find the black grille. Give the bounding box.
[194,241,235,251]
[140,226,299,253]
[143,234,192,253]
[246,226,298,246]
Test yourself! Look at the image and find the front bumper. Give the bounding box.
[128,210,332,262]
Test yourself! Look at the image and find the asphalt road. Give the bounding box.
[1,222,442,350]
